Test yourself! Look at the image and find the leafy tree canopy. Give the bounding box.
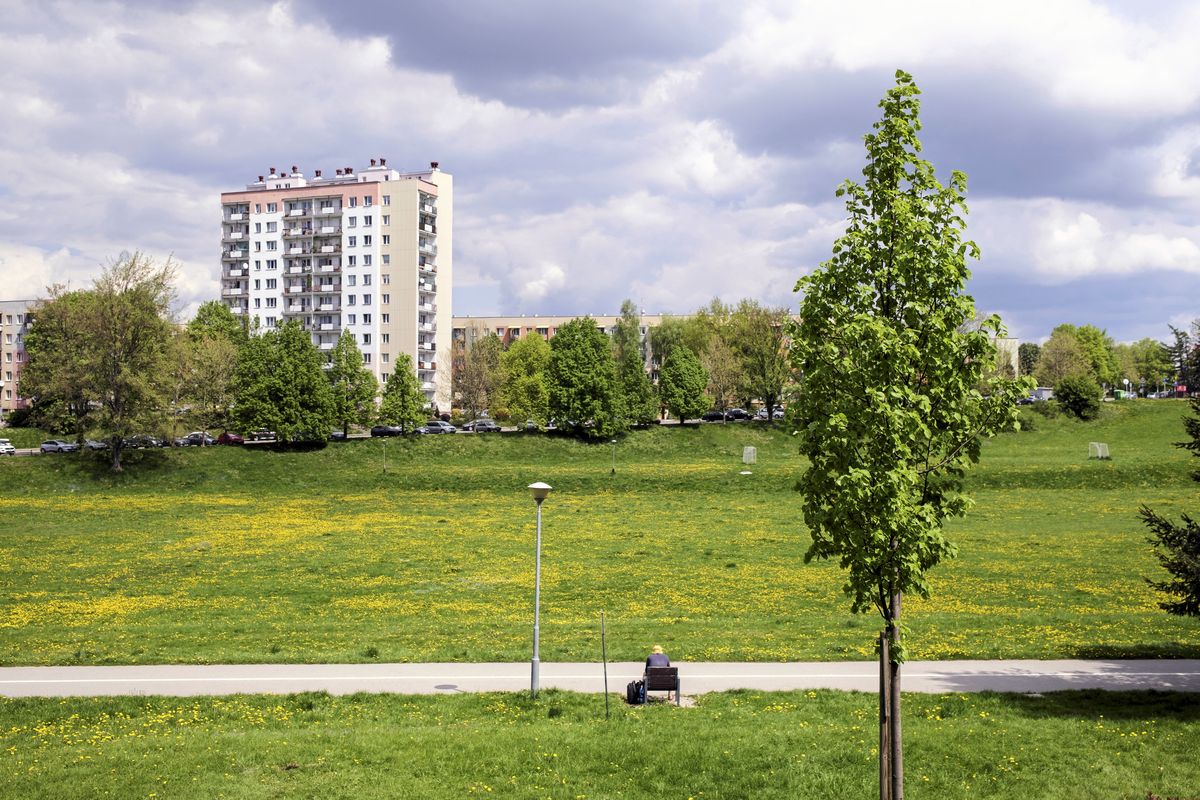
[328,328,379,436]
[379,354,427,433]
[658,346,708,424]
[547,317,622,438]
[500,333,552,425]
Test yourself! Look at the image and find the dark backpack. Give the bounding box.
[626,679,645,705]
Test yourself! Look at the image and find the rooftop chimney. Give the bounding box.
[369,158,377,166]
[257,175,264,182]
[430,161,439,170]
[269,166,277,175]
[380,157,387,166]
[315,169,322,177]
[291,165,298,174]
[335,168,343,176]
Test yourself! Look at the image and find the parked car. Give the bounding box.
[523,420,541,432]
[123,434,165,449]
[726,408,750,420]
[84,439,109,450]
[701,409,727,422]
[463,419,501,433]
[419,420,457,434]
[176,431,215,447]
[370,424,403,437]
[40,439,79,453]
[329,430,348,441]
[0,438,15,455]
[216,431,244,445]
[755,408,786,420]
[247,429,277,442]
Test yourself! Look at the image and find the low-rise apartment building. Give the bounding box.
[0,300,33,422]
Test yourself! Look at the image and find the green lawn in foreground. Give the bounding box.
[0,400,1196,665]
[1,690,1197,799]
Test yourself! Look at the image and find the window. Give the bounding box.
[362,353,371,364]
[348,236,356,247]
[266,221,277,233]
[363,235,372,246]
[362,275,371,286]
[348,216,356,228]
[382,255,390,265]
[363,334,371,345]
[382,215,390,226]
[266,316,277,327]
[254,298,261,309]
[363,196,372,207]
[255,260,262,271]
[382,332,389,343]
[347,255,356,266]
[4,353,9,363]
[363,255,372,266]
[266,297,276,308]
[363,215,372,226]
[381,293,390,304]
[254,279,261,290]
[254,242,262,252]
[362,313,372,325]
[349,197,357,208]
[382,274,390,285]
[382,235,390,245]
[255,203,262,213]
[382,195,390,206]
[266,279,277,289]
[363,294,372,305]
[267,203,277,213]
[382,353,389,363]
[267,259,278,270]
[255,222,262,233]
[381,372,389,383]
[347,275,356,286]
[347,314,356,324]
[347,295,356,306]
[266,241,277,251]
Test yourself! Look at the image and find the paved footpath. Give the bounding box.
[1,660,1198,698]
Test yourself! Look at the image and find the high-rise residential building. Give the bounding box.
[220,159,452,411]
[0,300,34,422]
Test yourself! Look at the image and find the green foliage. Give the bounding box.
[233,321,334,441]
[1017,342,1040,377]
[658,346,708,423]
[1035,328,1091,387]
[613,301,658,425]
[728,300,790,416]
[1054,374,1102,420]
[1166,321,1200,390]
[187,300,247,346]
[700,337,740,412]
[500,334,551,425]
[378,354,427,433]
[791,71,1031,629]
[1142,395,1200,618]
[327,329,379,436]
[1115,338,1173,391]
[455,332,503,419]
[547,317,622,438]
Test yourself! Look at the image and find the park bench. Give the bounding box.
[644,666,681,705]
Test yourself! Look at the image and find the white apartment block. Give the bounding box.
[220,158,452,411]
[0,300,33,422]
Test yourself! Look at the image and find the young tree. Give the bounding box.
[729,300,790,419]
[1054,374,1103,420]
[613,300,657,425]
[233,322,334,442]
[658,346,708,425]
[701,337,741,415]
[328,329,379,436]
[188,300,247,346]
[186,334,239,434]
[379,354,427,433]
[1035,328,1090,386]
[22,289,97,440]
[1141,395,1200,618]
[1017,342,1040,377]
[790,71,1030,800]
[500,333,552,425]
[547,317,622,438]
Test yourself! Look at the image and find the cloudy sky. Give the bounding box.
[2,0,1198,343]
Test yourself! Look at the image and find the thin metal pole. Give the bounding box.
[531,498,543,697]
[611,440,616,475]
[880,631,891,800]
[601,611,610,719]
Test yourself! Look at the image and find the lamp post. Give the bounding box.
[528,481,552,696]
[610,439,617,475]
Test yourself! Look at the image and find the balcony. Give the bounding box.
[222,287,243,296]
[317,284,338,293]
[287,246,311,255]
[318,264,338,273]
[419,322,435,332]
[284,227,312,238]
[419,303,436,313]
[223,249,248,260]
[288,303,306,313]
[223,230,246,241]
[287,265,307,275]
[228,212,246,221]
[420,203,435,214]
[419,340,435,352]
[286,286,306,294]
[419,282,436,294]
[317,205,339,216]
[419,361,436,371]
[421,224,436,233]
[288,208,310,217]
[317,303,340,312]
[318,225,340,235]
[319,323,335,331]
[419,262,436,274]
[319,342,335,351]
[227,268,245,277]
[421,381,435,391]
[419,242,437,255]
[319,244,340,254]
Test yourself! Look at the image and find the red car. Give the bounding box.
[216,432,245,445]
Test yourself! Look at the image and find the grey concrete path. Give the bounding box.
[1,659,1197,698]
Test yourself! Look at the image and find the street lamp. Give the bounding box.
[610,439,617,475]
[528,481,552,696]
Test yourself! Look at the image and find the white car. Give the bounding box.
[0,438,14,455]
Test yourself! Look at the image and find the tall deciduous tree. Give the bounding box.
[658,346,708,425]
[790,71,1030,800]
[188,300,247,346]
[1035,328,1090,387]
[548,317,622,438]
[613,300,657,425]
[700,337,741,415]
[22,289,96,439]
[500,333,552,425]
[729,300,790,418]
[328,329,379,436]
[25,253,178,471]
[233,321,333,442]
[456,331,503,420]
[1017,342,1040,378]
[379,354,427,433]
[1141,394,1200,618]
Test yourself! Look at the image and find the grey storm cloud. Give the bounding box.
[0,0,1197,342]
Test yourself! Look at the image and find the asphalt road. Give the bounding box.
[1,659,1197,698]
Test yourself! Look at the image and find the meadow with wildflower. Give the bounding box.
[0,400,1196,666]
[0,689,1197,799]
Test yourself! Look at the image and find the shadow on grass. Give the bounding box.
[989,689,1200,722]
[1072,643,1200,660]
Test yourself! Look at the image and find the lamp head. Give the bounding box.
[528,482,552,503]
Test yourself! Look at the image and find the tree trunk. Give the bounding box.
[889,592,904,800]
[879,631,892,800]
[110,441,124,473]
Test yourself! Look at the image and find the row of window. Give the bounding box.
[249,234,387,252]
[248,195,391,215]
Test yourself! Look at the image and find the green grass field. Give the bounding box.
[2,689,1198,799]
[0,400,1196,666]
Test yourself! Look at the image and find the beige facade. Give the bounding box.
[220,160,452,411]
[0,300,33,422]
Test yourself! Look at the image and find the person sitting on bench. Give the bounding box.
[646,644,670,668]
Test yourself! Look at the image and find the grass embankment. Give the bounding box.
[1,689,1197,799]
[0,400,1196,665]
